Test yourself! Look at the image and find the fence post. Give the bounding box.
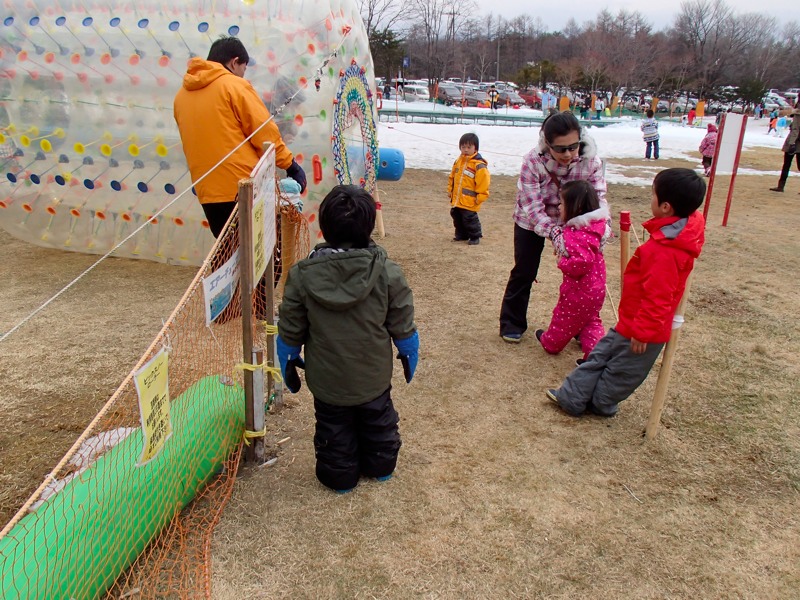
[250,348,265,462]
[237,179,260,462]
[645,273,694,440]
[619,210,631,290]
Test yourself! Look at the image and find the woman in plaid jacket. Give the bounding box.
[499,112,609,343]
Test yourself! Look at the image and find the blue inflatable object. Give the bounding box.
[377,147,405,181]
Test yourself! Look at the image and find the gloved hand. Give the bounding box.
[285,159,307,194]
[276,335,304,393]
[549,225,568,257]
[392,331,419,383]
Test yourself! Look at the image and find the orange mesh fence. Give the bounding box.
[0,184,308,599]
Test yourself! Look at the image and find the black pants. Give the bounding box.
[778,152,800,186]
[313,388,401,491]
[201,201,237,239]
[499,223,546,336]
[450,207,482,240]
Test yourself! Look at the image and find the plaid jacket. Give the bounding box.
[513,133,608,238]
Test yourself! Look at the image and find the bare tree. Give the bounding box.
[358,0,404,38]
[406,0,477,83]
[673,0,735,96]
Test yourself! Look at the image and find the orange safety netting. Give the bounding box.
[0,183,308,599]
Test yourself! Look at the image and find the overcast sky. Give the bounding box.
[489,1,800,31]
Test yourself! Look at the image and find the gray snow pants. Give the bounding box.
[554,328,664,417]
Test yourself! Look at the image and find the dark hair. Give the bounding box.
[459,133,479,150]
[318,185,376,248]
[542,111,581,144]
[207,36,249,66]
[646,109,654,118]
[560,180,600,222]
[653,168,706,217]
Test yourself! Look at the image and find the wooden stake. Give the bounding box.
[250,348,265,463]
[265,255,282,408]
[374,188,386,238]
[645,273,694,440]
[238,179,258,462]
[619,211,631,291]
[278,208,296,295]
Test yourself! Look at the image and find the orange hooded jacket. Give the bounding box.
[173,58,294,205]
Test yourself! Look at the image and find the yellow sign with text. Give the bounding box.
[252,193,266,281]
[134,349,172,465]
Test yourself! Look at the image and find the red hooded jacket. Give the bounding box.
[616,211,705,343]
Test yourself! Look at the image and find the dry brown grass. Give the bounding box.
[2,147,799,597]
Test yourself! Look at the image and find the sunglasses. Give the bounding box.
[548,142,581,154]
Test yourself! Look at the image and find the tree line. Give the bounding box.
[359,0,800,104]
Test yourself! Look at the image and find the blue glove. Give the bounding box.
[285,159,307,193]
[393,331,419,383]
[276,335,304,393]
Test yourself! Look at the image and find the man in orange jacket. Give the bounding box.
[174,36,306,238]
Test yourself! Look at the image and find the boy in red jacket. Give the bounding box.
[547,168,706,417]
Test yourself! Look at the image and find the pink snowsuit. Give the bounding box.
[539,206,608,359]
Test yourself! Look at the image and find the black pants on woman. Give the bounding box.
[777,152,800,189]
[313,388,401,491]
[499,223,546,337]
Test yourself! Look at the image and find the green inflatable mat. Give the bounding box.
[0,375,244,599]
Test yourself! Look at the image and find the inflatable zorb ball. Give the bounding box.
[0,0,377,265]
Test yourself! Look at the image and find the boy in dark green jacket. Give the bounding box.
[277,185,418,493]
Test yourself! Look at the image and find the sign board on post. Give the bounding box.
[703,112,747,226]
[201,248,240,326]
[249,143,276,282]
[134,348,171,465]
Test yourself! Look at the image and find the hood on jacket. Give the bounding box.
[472,152,488,166]
[707,123,717,132]
[565,205,610,229]
[182,58,233,91]
[536,128,599,161]
[295,244,387,311]
[643,211,705,259]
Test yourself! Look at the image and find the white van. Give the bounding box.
[403,84,430,102]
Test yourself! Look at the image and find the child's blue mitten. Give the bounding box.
[276,335,304,393]
[392,331,419,383]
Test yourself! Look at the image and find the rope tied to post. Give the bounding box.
[234,361,283,382]
[242,426,267,446]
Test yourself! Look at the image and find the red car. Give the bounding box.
[518,89,542,108]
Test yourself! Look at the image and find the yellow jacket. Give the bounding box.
[173,58,294,205]
[448,152,490,212]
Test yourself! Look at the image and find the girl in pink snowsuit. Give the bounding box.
[699,123,718,176]
[536,180,608,362]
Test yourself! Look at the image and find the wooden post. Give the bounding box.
[374,188,386,238]
[645,273,694,440]
[250,348,265,462]
[619,210,631,290]
[237,179,258,462]
[278,209,296,294]
[264,255,282,408]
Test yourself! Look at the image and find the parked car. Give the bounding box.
[762,96,790,112]
[519,89,542,108]
[498,91,525,107]
[436,84,462,106]
[462,89,490,107]
[403,84,430,103]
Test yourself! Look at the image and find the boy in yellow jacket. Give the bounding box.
[447,133,490,245]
